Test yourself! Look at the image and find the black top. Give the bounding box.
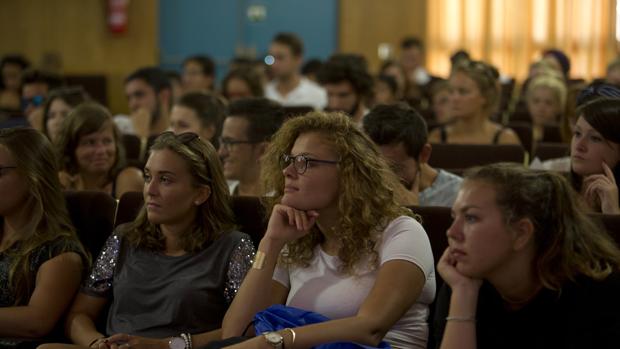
[433,273,620,349]
[0,236,84,307]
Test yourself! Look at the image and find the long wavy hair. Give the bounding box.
[0,128,87,305]
[464,163,620,291]
[122,132,235,252]
[261,111,414,275]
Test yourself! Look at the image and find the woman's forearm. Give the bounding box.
[439,286,479,349]
[222,237,286,338]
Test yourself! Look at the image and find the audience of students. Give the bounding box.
[116,67,172,138]
[265,32,327,110]
[0,127,87,340]
[56,103,143,199]
[41,86,90,144]
[364,103,462,207]
[318,54,374,125]
[222,111,436,349]
[429,60,521,145]
[570,97,620,214]
[182,55,216,93]
[170,92,226,147]
[1,36,620,349]
[434,163,620,348]
[525,74,567,144]
[0,55,30,111]
[57,132,254,349]
[218,98,285,196]
[221,67,265,103]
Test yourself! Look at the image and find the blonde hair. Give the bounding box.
[451,60,500,113]
[0,128,87,305]
[123,132,235,252]
[261,111,414,275]
[526,74,568,116]
[464,163,620,290]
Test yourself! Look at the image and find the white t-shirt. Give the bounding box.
[265,77,327,110]
[113,114,135,135]
[273,215,436,349]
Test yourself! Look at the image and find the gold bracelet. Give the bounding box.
[252,251,266,270]
[445,315,476,322]
[282,328,296,348]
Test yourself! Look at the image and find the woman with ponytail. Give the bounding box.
[433,163,620,349]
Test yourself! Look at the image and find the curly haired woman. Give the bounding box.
[222,111,436,349]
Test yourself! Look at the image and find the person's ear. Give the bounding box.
[418,143,432,164]
[194,185,211,206]
[511,217,535,251]
[201,124,216,142]
[254,141,269,161]
[158,89,172,110]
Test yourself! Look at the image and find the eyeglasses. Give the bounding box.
[280,154,339,174]
[21,95,45,110]
[219,137,260,151]
[0,166,17,177]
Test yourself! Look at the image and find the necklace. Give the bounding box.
[500,284,543,307]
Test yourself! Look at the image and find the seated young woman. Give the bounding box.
[569,97,620,214]
[222,111,436,349]
[43,132,254,349]
[525,74,567,144]
[434,163,620,349]
[0,128,87,339]
[41,86,90,144]
[428,60,521,145]
[169,91,227,148]
[56,103,143,199]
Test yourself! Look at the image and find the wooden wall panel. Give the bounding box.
[0,0,158,114]
[339,0,428,74]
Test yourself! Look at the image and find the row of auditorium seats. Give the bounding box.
[121,137,568,177]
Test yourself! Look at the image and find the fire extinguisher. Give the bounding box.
[107,0,129,34]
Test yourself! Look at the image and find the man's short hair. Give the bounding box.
[125,67,171,93]
[21,69,64,90]
[317,54,373,98]
[227,97,285,143]
[272,32,304,57]
[401,37,424,51]
[363,103,428,159]
[183,55,215,77]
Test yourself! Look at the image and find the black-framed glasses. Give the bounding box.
[0,166,17,177]
[219,137,260,151]
[280,154,339,175]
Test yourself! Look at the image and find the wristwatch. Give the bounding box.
[169,336,186,349]
[263,331,284,348]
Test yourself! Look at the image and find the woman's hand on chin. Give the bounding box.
[437,247,482,292]
[264,204,319,243]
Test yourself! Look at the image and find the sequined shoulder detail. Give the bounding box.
[224,236,255,304]
[81,234,122,297]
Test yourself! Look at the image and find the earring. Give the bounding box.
[195,200,202,205]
